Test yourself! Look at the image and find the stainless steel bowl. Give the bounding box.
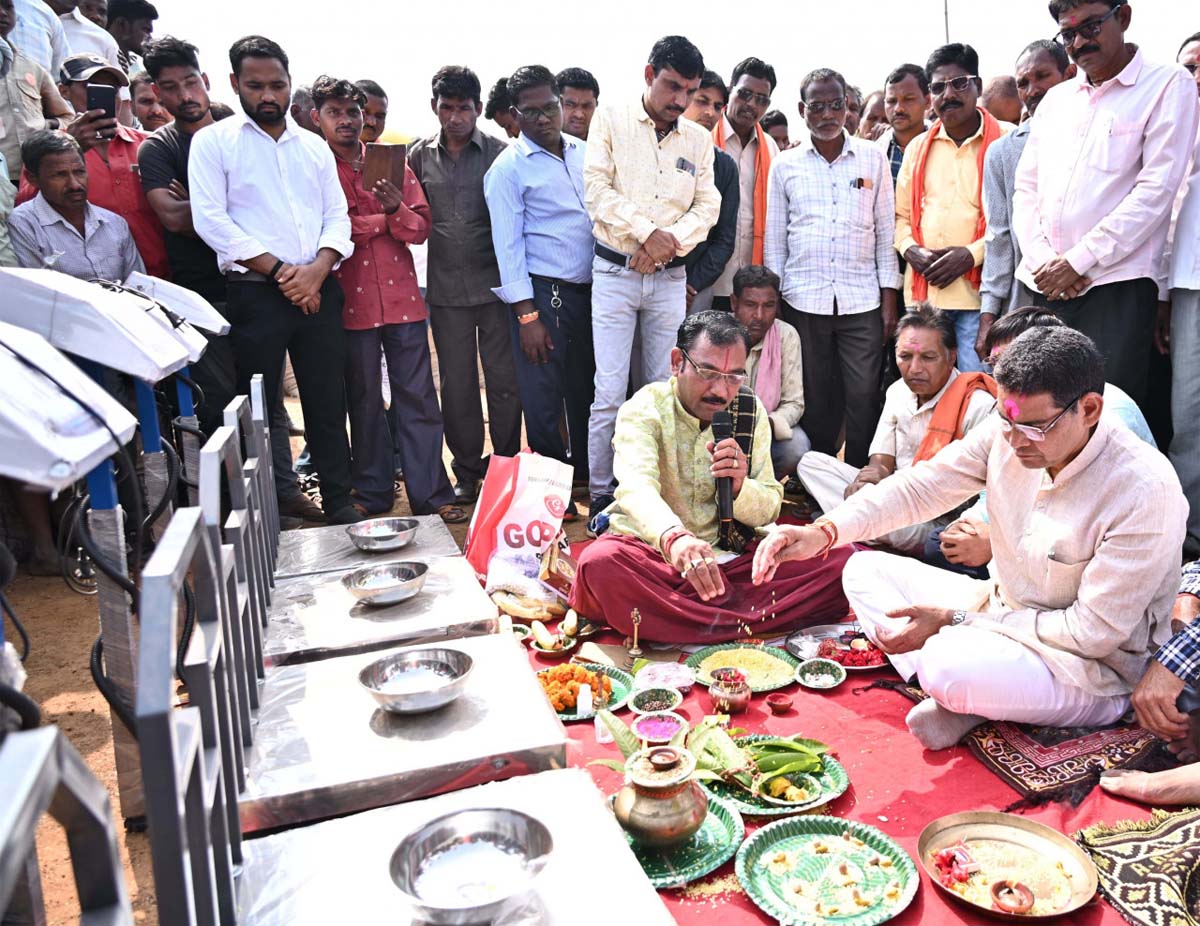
[345,516,419,552]
[358,647,473,714]
[341,561,429,606]
[390,807,553,924]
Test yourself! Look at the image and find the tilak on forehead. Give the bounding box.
[1003,397,1022,419]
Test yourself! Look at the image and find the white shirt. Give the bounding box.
[1013,48,1198,300]
[1170,122,1200,292]
[763,132,900,315]
[869,368,995,471]
[8,0,69,76]
[188,112,353,274]
[712,114,778,297]
[59,8,118,67]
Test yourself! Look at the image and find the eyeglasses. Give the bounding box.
[1054,2,1123,46]
[680,349,747,386]
[735,87,772,108]
[1184,63,1199,76]
[515,100,561,122]
[929,75,979,96]
[804,98,846,115]
[996,395,1082,442]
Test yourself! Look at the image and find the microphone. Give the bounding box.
[711,410,734,527]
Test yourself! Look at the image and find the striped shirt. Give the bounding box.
[1155,562,1200,685]
[763,132,900,315]
[8,192,145,281]
[483,132,593,304]
[8,0,70,76]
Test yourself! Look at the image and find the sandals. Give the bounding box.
[438,504,468,524]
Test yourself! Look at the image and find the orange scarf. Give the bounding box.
[909,108,1003,302]
[712,119,773,264]
[913,372,998,465]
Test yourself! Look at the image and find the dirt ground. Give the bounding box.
[9,360,592,923]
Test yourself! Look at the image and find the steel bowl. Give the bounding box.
[341,561,429,607]
[390,807,553,924]
[345,516,419,552]
[358,647,472,714]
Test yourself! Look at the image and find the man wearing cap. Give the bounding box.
[0,0,72,181]
[15,51,169,278]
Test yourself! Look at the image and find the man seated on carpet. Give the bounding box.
[752,327,1187,751]
[569,310,852,643]
[933,307,1157,575]
[730,265,809,479]
[796,304,995,557]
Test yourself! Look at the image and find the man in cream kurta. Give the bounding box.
[754,327,1186,749]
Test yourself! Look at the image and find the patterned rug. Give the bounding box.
[1076,808,1200,926]
[857,679,1177,809]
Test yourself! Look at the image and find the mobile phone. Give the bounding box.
[86,83,118,120]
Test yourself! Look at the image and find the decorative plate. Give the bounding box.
[535,662,632,722]
[785,623,887,672]
[633,661,697,692]
[703,735,850,817]
[736,815,918,926]
[625,794,745,889]
[686,643,800,692]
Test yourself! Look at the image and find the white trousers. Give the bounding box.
[843,550,1129,727]
[796,452,941,555]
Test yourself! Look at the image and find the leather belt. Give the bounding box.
[225,269,274,283]
[594,242,685,270]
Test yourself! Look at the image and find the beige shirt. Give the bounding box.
[895,116,1012,310]
[713,115,778,296]
[745,319,804,438]
[828,416,1187,697]
[0,42,71,181]
[583,102,720,258]
[870,369,996,470]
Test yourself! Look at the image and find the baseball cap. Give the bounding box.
[59,54,130,87]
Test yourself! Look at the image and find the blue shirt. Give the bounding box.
[1156,561,1200,685]
[483,132,593,303]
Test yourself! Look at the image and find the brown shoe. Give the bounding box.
[438,504,469,524]
[279,494,326,522]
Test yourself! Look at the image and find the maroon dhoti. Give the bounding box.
[569,533,853,644]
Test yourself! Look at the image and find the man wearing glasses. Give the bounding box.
[710,57,780,312]
[568,310,852,643]
[484,66,595,517]
[896,43,1010,374]
[754,327,1186,750]
[1013,0,1197,415]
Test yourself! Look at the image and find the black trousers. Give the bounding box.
[782,304,883,468]
[428,300,522,485]
[224,277,353,514]
[1019,277,1158,408]
[508,277,594,478]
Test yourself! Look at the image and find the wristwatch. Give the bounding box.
[949,609,967,627]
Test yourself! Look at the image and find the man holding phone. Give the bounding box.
[14,52,169,277]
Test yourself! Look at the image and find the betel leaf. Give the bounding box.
[588,759,628,775]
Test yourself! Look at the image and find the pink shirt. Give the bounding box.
[1013,48,1197,299]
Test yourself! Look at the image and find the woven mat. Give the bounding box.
[859,679,1177,809]
[1076,808,1200,926]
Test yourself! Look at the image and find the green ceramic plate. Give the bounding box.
[703,735,850,817]
[736,815,918,926]
[625,794,745,889]
[536,662,633,722]
[686,643,801,693]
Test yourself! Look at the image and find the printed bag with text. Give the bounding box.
[464,451,573,587]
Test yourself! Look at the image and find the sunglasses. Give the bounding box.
[805,98,846,115]
[515,100,561,122]
[929,75,978,96]
[996,395,1082,442]
[1054,2,1123,47]
[735,87,772,108]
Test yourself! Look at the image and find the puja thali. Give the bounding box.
[917,812,1098,920]
[686,643,800,693]
[624,794,745,889]
[702,735,850,817]
[786,623,888,672]
[535,662,633,721]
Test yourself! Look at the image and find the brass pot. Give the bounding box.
[612,746,708,849]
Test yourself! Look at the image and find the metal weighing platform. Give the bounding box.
[239,632,566,833]
[273,515,462,579]
[236,769,674,925]
[263,555,499,668]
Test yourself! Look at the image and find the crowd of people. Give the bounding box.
[3,0,1200,797]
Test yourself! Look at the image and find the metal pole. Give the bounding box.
[944,0,950,42]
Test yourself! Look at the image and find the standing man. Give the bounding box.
[710,57,779,312]
[857,90,886,139]
[682,70,739,314]
[1013,0,1197,411]
[879,64,930,186]
[189,35,362,525]
[556,67,599,140]
[844,85,864,135]
[409,65,520,504]
[103,0,154,75]
[289,84,319,134]
[760,110,789,149]
[485,76,520,139]
[978,41,1074,353]
[356,78,387,142]
[484,65,595,505]
[583,35,720,522]
[312,75,463,523]
[50,1,118,64]
[764,67,899,468]
[9,0,68,77]
[0,0,72,181]
[981,76,1022,124]
[129,72,167,129]
[896,43,1008,373]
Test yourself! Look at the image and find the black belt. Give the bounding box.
[531,274,591,293]
[594,242,685,270]
[225,269,274,283]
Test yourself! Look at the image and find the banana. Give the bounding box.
[560,608,579,637]
[530,620,558,649]
[492,592,554,622]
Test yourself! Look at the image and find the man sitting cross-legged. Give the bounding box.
[796,304,996,556]
[569,310,851,643]
[753,327,1186,750]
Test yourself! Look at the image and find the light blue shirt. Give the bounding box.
[483,132,593,304]
[1104,383,1156,449]
[9,0,70,77]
